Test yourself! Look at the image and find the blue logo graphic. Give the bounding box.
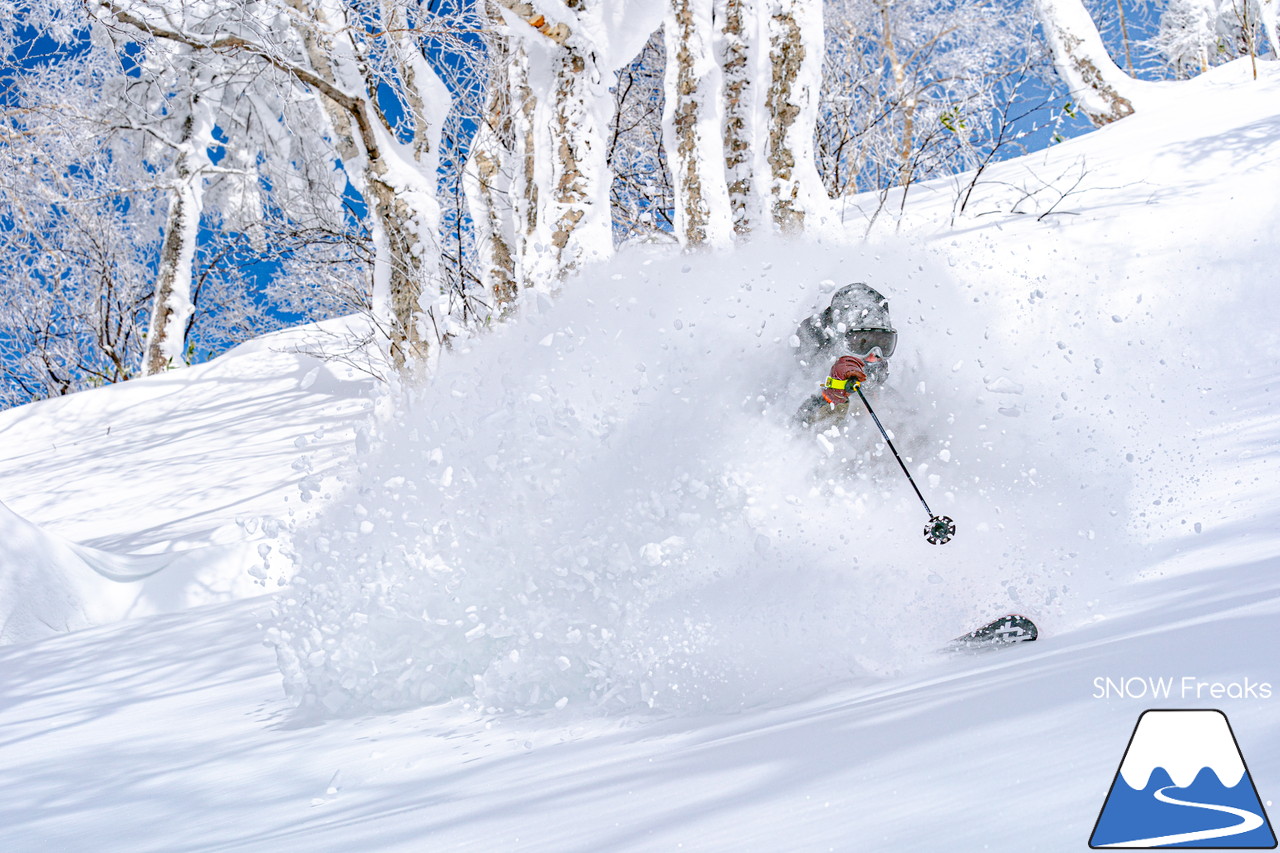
[1091,709,1277,848]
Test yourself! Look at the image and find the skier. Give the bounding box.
[790,282,964,548]
[793,282,898,429]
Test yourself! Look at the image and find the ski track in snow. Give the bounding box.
[0,58,1279,852]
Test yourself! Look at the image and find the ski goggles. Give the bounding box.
[843,328,897,358]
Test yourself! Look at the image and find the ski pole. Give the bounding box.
[853,383,956,545]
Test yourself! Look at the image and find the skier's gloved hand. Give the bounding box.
[821,355,867,404]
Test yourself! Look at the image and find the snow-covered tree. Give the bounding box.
[673,0,831,235]
[93,0,461,369]
[664,0,732,247]
[819,0,1046,201]
[463,2,518,316]
[761,0,829,230]
[492,0,618,283]
[0,37,286,405]
[1264,0,1280,58]
[1151,0,1277,77]
[1036,0,1277,123]
[714,0,760,235]
[137,51,221,376]
[505,37,542,292]
[0,98,155,402]
[1035,0,1146,124]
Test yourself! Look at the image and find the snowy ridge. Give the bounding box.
[1118,710,1246,790]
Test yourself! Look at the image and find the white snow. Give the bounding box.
[1,57,1280,853]
[0,317,376,642]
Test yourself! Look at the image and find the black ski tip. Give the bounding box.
[945,614,1038,653]
[924,515,956,545]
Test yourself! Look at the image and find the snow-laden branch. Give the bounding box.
[95,1,367,131]
[1034,0,1144,125]
[492,0,571,44]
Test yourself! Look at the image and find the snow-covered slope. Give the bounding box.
[1,59,1278,853]
[0,318,376,642]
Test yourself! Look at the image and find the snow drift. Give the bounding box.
[0,317,376,644]
[0,496,212,643]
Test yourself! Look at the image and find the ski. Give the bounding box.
[945,614,1038,653]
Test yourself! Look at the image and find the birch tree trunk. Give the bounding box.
[714,0,759,236]
[664,0,733,248]
[761,0,827,231]
[345,20,446,367]
[1035,0,1141,125]
[508,40,540,292]
[144,79,215,376]
[465,4,519,315]
[542,43,612,280]
[498,0,614,284]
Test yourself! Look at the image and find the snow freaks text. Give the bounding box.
[1092,677,1273,701]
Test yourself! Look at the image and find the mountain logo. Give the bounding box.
[1090,709,1277,849]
